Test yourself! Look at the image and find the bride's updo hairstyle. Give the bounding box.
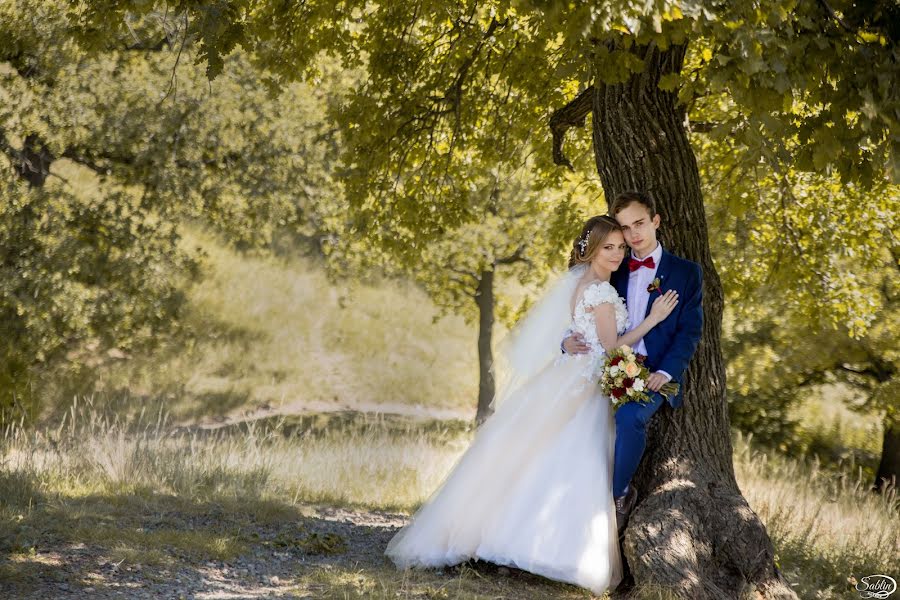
[568,215,622,269]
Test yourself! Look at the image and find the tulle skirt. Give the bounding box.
[385,353,623,595]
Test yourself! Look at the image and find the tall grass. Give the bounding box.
[2,404,896,598]
[734,432,898,599]
[1,398,470,516]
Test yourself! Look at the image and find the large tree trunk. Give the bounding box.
[591,42,796,599]
[875,418,900,493]
[474,268,495,425]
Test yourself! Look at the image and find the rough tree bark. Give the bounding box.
[588,42,797,599]
[474,267,496,425]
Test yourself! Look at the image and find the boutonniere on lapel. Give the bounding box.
[647,277,663,295]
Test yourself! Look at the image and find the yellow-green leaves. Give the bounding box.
[0,1,348,422]
[658,72,680,91]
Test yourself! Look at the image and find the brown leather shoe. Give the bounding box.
[615,486,638,534]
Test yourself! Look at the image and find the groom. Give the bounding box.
[562,190,703,533]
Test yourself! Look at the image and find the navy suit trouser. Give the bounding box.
[612,392,666,498]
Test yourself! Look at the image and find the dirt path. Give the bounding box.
[3,504,584,600]
[4,505,408,599]
[186,398,474,431]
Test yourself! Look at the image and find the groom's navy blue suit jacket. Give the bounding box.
[611,248,704,409]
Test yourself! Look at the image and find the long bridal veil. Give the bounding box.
[489,263,587,412]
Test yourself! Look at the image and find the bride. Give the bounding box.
[385,215,679,594]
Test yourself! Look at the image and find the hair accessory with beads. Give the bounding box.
[577,236,589,257]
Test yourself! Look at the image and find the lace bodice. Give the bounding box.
[557,281,629,384]
[571,281,629,354]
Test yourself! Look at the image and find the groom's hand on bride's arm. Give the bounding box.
[562,333,590,355]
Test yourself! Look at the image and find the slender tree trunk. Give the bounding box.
[591,42,796,599]
[875,418,900,493]
[867,359,898,493]
[475,268,495,425]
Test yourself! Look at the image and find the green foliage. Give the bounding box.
[0,159,196,420]
[0,1,346,420]
[59,0,899,321]
[11,1,900,439]
[325,155,596,328]
[687,0,899,446]
[64,1,900,179]
[700,123,899,332]
[719,246,899,451]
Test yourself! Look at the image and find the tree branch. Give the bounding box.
[444,16,508,111]
[60,148,111,173]
[0,131,54,187]
[817,0,856,33]
[125,37,172,52]
[158,11,190,106]
[687,120,720,134]
[496,246,526,265]
[549,85,593,170]
[446,268,479,289]
[836,364,880,389]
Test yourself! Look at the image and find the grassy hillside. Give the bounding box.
[82,227,481,424]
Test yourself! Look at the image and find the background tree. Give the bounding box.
[0,1,344,419]
[720,255,899,492]
[54,0,900,596]
[699,121,899,491]
[327,161,593,423]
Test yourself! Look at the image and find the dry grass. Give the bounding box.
[286,562,604,599]
[734,432,898,599]
[1,406,897,599]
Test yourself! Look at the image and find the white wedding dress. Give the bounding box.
[385,272,627,595]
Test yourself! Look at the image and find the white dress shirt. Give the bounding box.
[625,242,671,382]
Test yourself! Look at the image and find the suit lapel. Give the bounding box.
[644,248,673,318]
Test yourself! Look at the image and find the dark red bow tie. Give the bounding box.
[629,256,656,272]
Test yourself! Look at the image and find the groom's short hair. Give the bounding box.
[609,190,657,218]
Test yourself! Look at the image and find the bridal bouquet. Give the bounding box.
[599,346,679,411]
